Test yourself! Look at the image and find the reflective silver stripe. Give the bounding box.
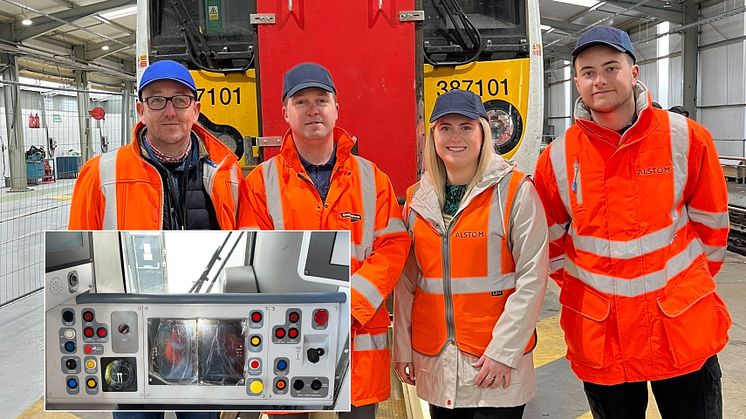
[354,332,388,351]
[375,217,407,237]
[701,243,726,264]
[353,217,407,261]
[688,207,729,230]
[569,208,689,260]
[230,164,239,219]
[99,150,119,230]
[357,157,377,259]
[549,256,564,274]
[261,158,284,230]
[488,186,506,278]
[418,275,516,294]
[203,160,218,200]
[548,222,567,242]
[549,137,572,217]
[669,113,689,218]
[352,272,385,311]
[564,238,703,297]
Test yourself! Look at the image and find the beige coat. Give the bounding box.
[393,155,549,408]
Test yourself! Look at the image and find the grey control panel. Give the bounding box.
[45,293,346,409]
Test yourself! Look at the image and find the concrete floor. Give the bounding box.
[3,252,746,418]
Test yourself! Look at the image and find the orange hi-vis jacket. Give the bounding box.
[533,82,732,385]
[403,167,538,358]
[244,127,411,406]
[69,121,248,230]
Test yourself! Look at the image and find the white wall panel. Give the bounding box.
[726,42,746,104]
[668,56,683,107]
[714,140,745,157]
[698,47,728,106]
[700,107,745,140]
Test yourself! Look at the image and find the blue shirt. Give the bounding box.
[298,145,336,202]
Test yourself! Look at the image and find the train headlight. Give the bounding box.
[484,99,523,156]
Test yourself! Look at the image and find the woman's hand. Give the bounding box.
[394,362,416,385]
[472,355,512,389]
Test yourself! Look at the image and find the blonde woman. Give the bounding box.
[394,89,548,419]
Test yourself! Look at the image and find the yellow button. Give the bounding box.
[86,359,96,369]
[250,336,261,346]
[249,379,263,394]
[87,378,97,388]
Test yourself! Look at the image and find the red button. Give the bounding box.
[251,312,262,322]
[97,327,108,338]
[84,345,93,354]
[275,328,286,339]
[313,309,329,326]
[83,327,94,338]
[288,312,300,323]
[82,311,94,322]
[249,359,260,369]
[288,328,299,339]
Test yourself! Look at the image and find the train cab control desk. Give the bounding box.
[45,292,346,410]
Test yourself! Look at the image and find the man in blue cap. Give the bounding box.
[533,25,729,419]
[245,62,410,419]
[69,59,249,230]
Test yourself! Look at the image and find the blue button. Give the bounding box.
[64,341,76,352]
[67,378,78,389]
[277,360,288,371]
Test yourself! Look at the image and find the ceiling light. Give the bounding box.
[663,1,672,8]
[101,45,110,51]
[22,18,33,26]
[100,6,137,21]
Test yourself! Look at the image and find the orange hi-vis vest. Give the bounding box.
[69,121,247,230]
[533,83,732,385]
[245,127,411,406]
[404,169,536,358]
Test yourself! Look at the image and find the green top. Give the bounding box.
[443,183,467,217]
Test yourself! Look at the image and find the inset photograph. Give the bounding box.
[44,230,351,412]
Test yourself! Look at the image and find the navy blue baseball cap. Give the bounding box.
[283,63,337,101]
[138,60,197,100]
[572,26,637,63]
[430,89,487,123]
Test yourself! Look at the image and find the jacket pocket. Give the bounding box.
[656,273,731,368]
[559,276,611,369]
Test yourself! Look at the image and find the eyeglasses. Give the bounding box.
[141,95,195,110]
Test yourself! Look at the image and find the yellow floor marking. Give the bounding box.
[534,314,567,368]
[16,399,79,419]
[51,195,72,201]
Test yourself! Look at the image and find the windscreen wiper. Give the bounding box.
[427,0,484,66]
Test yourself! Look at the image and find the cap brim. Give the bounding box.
[284,82,336,100]
[429,110,483,123]
[138,78,197,99]
[572,40,627,57]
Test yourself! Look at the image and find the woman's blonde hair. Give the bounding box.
[423,117,495,208]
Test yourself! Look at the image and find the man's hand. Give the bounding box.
[472,355,512,389]
[394,362,416,385]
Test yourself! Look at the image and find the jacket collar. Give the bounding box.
[573,81,660,147]
[132,121,234,165]
[409,153,515,232]
[279,127,356,173]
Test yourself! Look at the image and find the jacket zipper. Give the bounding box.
[441,215,460,347]
[572,160,582,205]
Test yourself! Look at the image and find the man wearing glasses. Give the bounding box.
[69,60,249,230]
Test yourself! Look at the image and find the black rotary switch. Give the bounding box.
[306,347,325,363]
